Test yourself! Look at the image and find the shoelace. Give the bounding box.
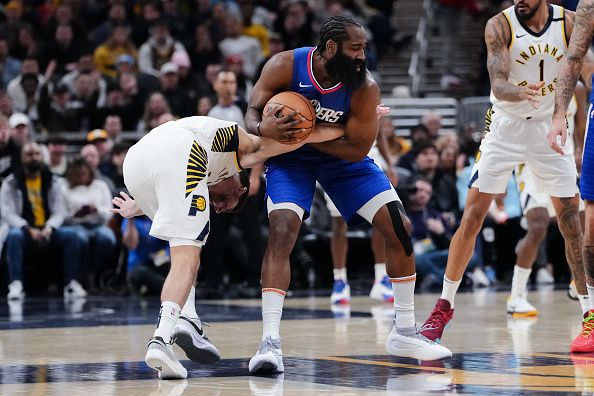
[260,337,282,354]
[420,308,449,331]
[581,314,594,338]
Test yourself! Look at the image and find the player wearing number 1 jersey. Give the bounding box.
[420,0,588,351]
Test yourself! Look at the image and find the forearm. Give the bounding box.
[554,61,582,118]
[491,79,528,102]
[244,107,262,135]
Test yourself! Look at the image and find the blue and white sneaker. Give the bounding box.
[330,279,351,305]
[370,275,394,303]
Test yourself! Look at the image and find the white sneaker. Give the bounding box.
[370,275,395,303]
[7,280,24,300]
[63,280,87,299]
[386,324,452,361]
[145,336,187,379]
[506,297,538,317]
[249,337,284,374]
[568,280,578,300]
[172,316,220,364]
[469,268,491,288]
[536,267,554,284]
[330,279,351,305]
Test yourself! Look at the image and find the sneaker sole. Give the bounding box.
[173,331,220,364]
[249,354,284,374]
[145,348,187,379]
[386,343,452,361]
[508,310,538,318]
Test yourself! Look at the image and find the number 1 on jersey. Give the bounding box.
[538,60,544,82]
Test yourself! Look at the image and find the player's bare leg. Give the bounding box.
[372,202,451,360]
[507,208,549,317]
[421,188,495,343]
[330,217,350,304]
[369,227,394,302]
[552,196,594,353]
[145,245,201,379]
[250,209,302,374]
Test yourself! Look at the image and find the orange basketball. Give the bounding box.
[263,91,316,144]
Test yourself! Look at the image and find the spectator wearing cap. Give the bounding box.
[218,14,263,80]
[0,115,20,183]
[0,35,21,89]
[7,57,45,119]
[45,135,68,176]
[93,24,138,79]
[87,129,111,170]
[113,54,159,98]
[38,81,81,133]
[158,62,192,117]
[62,157,116,290]
[138,21,188,78]
[8,113,31,146]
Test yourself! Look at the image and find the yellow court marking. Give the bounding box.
[321,356,587,391]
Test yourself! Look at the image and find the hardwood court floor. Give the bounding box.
[0,288,592,395]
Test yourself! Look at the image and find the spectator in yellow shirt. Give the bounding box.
[93,24,138,79]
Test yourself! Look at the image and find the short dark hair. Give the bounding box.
[412,139,437,158]
[65,156,95,187]
[317,16,362,56]
[228,170,251,213]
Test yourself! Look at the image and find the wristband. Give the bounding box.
[256,121,262,136]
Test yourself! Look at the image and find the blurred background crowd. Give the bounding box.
[0,0,585,302]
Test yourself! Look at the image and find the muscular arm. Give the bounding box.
[553,0,594,119]
[237,124,344,169]
[309,76,380,162]
[244,51,293,135]
[485,14,526,102]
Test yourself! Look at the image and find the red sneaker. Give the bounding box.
[420,298,454,343]
[571,310,594,353]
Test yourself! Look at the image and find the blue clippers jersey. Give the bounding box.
[290,47,352,124]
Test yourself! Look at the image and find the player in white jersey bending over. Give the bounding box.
[509,89,587,317]
[112,115,344,379]
[420,0,588,350]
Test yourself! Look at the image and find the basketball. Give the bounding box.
[263,91,316,144]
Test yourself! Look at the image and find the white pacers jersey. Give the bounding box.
[490,4,569,119]
[153,116,243,186]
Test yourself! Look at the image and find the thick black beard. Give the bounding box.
[325,50,367,90]
[25,162,41,173]
[515,1,541,22]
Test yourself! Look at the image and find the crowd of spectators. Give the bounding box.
[0,0,570,302]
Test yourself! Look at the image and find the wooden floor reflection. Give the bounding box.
[1,288,592,395]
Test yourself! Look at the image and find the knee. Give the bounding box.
[268,216,300,242]
[526,218,549,241]
[7,227,25,243]
[460,209,484,236]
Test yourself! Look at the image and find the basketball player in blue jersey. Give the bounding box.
[420,0,590,353]
[548,0,594,353]
[244,16,451,374]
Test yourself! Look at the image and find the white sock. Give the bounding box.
[333,268,347,281]
[262,288,286,340]
[510,265,531,300]
[578,294,590,315]
[587,284,594,311]
[181,286,199,319]
[440,276,462,309]
[391,274,416,328]
[374,263,387,281]
[154,301,181,344]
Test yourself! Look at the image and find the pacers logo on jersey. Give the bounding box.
[484,107,493,134]
[188,195,206,216]
[211,124,238,152]
[186,141,208,197]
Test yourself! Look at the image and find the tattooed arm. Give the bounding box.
[548,0,594,154]
[485,14,544,106]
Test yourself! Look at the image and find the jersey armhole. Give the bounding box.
[561,8,569,48]
[502,12,514,49]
